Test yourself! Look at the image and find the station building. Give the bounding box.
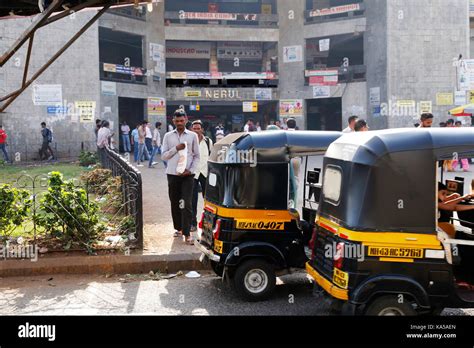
[0,0,470,158]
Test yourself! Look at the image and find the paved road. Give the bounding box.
[1,273,473,315]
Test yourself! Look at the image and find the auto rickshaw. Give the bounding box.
[306,128,474,315]
[194,130,341,301]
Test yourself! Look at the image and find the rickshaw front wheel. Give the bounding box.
[365,295,417,316]
[233,259,276,302]
[210,261,224,277]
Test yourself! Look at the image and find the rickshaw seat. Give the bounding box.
[439,223,456,239]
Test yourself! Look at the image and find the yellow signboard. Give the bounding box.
[261,4,272,14]
[419,101,432,114]
[243,101,258,112]
[75,101,96,123]
[184,90,202,98]
[436,93,454,106]
[470,91,474,103]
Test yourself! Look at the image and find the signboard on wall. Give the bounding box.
[436,93,454,106]
[280,99,304,117]
[369,87,380,106]
[243,101,258,112]
[309,3,361,17]
[261,4,272,14]
[459,59,474,91]
[166,41,211,59]
[283,46,303,63]
[254,88,272,100]
[419,101,433,114]
[313,86,330,99]
[32,84,62,106]
[101,81,116,96]
[75,101,96,123]
[147,97,166,116]
[184,90,202,97]
[217,42,263,60]
[455,91,467,106]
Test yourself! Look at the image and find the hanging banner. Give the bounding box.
[75,101,96,123]
[309,3,361,17]
[181,12,258,21]
[308,70,339,86]
[166,41,211,59]
[32,84,62,106]
[280,99,304,117]
[147,97,166,116]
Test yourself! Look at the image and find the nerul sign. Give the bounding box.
[204,89,242,99]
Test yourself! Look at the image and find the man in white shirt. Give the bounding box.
[161,110,200,243]
[342,115,359,133]
[145,122,153,157]
[190,120,213,232]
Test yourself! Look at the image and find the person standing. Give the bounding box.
[136,121,149,167]
[342,116,358,133]
[39,122,54,161]
[215,123,225,142]
[145,121,153,157]
[161,109,200,244]
[148,122,164,168]
[287,118,300,208]
[95,119,102,140]
[96,120,113,164]
[0,125,10,163]
[120,121,131,153]
[131,124,139,163]
[190,120,213,231]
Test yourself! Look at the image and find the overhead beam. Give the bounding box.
[41,0,103,27]
[0,0,64,67]
[0,3,112,113]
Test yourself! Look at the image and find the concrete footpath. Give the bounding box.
[0,163,207,277]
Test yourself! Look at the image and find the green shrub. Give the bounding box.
[0,184,31,241]
[79,150,98,167]
[35,172,105,252]
[80,168,113,195]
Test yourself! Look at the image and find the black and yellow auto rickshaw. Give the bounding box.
[194,130,341,301]
[306,128,474,315]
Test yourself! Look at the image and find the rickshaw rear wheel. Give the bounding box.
[210,260,224,277]
[233,259,276,302]
[365,295,417,316]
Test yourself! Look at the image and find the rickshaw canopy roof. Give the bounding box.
[326,128,474,166]
[210,130,342,164]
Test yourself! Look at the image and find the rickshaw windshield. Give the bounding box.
[206,162,289,210]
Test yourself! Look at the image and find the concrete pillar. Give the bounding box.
[277,0,307,129]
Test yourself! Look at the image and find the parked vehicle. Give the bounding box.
[195,130,341,301]
[306,128,474,315]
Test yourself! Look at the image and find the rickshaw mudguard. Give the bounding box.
[224,242,287,269]
[350,275,431,309]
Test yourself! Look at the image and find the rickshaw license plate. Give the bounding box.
[333,268,349,289]
[367,247,423,258]
[213,240,223,254]
[235,220,285,230]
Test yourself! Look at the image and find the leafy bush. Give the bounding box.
[79,150,98,167]
[0,184,31,241]
[35,172,105,252]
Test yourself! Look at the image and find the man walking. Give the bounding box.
[145,121,153,157]
[148,122,164,168]
[161,109,200,244]
[190,120,213,231]
[131,124,139,163]
[0,125,10,163]
[136,121,149,167]
[97,120,113,164]
[39,122,54,161]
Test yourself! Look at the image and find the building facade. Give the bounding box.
[0,0,470,160]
